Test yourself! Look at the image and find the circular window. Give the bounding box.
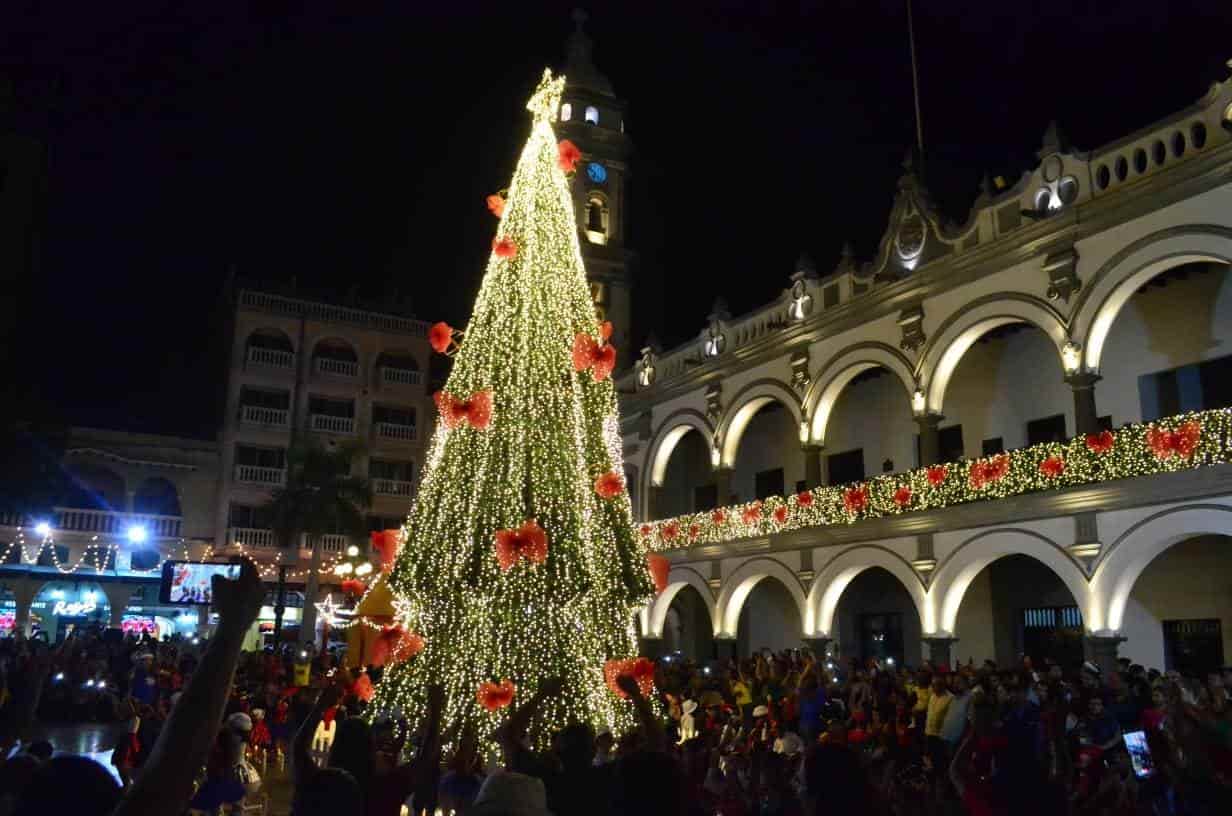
[1115,156,1129,181]
[1133,148,1148,174]
[1057,176,1079,205]
[1171,131,1186,158]
[895,213,925,260]
[1095,165,1111,190]
[1152,140,1166,166]
[1041,154,1062,182]
[1192,121,1207,149]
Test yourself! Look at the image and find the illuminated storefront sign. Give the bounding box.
[52,600,97,617]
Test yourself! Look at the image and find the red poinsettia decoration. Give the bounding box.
[435,390,493,430]
[492,237,518,258]
[711,509,727,524]
[604,657,655,698]
[843,486,869,514]
[341,578,366,597]
[428,321,455,354]
[352,672,374,702]
[688,523,701,541]
[493,520,549,572]
[372,626,424,667]
[660,521,680,542]
[558,139,582,173]
[639,524,653,538]
[773,505,789,525]
[741,502,763,525]
[893,485,913,508]
[1085,430,1115,455]
[477,679,516,712]
[594,470,624,499]
[796,490,814,508]
[572,331,617,382]
[646,553,670,593]
[926,465,947,487]
[969,454,1010,489]
[1039,456,1066,478]
[486,193,505,217]
[1146,421,1201,460]
[370,529,400,572]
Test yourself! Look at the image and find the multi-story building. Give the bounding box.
[621,63,1232,675]
[216,284,434,563]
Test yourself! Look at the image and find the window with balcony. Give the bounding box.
[234,446,286,485]
[754,468,784,500]
[827,449,864,486]
[229,503,276,547]
[312,338,360,379]
[309,396,357,435]
[1139,354,1232,421]
[693,483,718,511]
[240,387,291,427]
[377,351,422,387]
[1026,415,1066,446]
[371,460,415,497]
[373,404,417,442]
[939,425,964,462]
[245,329,295,370]
[368,515,404,532]
[981,437,1005,456]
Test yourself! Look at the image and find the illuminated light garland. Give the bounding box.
[643,409,1232,550]
[365,69,653,751]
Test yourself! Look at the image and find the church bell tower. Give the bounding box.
[558,9,635,368]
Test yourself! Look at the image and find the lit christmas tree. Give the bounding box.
[366,69,654,748]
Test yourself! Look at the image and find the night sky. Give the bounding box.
[5,0,1230,439]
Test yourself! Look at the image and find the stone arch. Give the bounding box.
[646,409,714,489]
[1071,226,1232,372]
[717,379,803,468]
[931,528,1090,635]
[806,545,931,636]
[804,343,917,445]
[64,463,127,511]
[715,556,808,638]
[246,327,294,353]
[1091,503,1232,633]
[312,336,360,362]
[918,295,1069,414]
[646,566,718,638]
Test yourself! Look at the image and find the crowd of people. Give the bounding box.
[0,566,1228,816]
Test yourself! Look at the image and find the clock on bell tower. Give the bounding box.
[558,9,635,369]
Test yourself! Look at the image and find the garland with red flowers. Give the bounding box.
[640,409,1232,550]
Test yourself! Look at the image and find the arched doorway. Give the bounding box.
[736,577,803,658]
[820,366,916,481]
[1118,535,1231,675]
[663,583,716,660]
[728,401,802,504]
[830,567,924,667]
[657,428,713,517]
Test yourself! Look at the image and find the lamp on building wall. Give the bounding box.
[126,525,148,544]
[798,421,810,444]
[637,344,658,388]
[1061,340,1083,374]
[911,388,927,416]
[34,521,51,538]
[710,445,721,468]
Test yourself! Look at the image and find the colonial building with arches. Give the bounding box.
[622,64,1232,675]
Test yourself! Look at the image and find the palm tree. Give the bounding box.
[264,440,372,646]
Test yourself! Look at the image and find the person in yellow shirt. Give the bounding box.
[924,673,953,781]
[730,670,752,721]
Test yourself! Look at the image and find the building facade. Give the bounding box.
[621,64,1232,675]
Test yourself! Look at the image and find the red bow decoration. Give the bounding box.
[372,625,424,667]
[429,321,456,354]
[1085,430,1115,455]
[486,193,505,217]
[558,139,582,173]
[1039,456,1066,478]
[741,502,763,525]
[711,509,727,524]
[492,237,518,258]
[594,470,623,499]
[926,465,947,487]
[647,553,670,593]
[604,657,656,698]
[341,578,366,597]
[572,325,617,382]
[435,389,493,430]
[370,529,400,572]
[969,454,1010,489]
[1146,421,1200,460]
[493,520,549,572]
[477,679,516,712]
[773,505,789,525]
[893,485,913,508]
[660,521,680,542]
[843,486,869,514]
[796,490,814,508]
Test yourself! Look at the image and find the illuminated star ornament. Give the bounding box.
[314,593,349,628]
[363,68,655,750]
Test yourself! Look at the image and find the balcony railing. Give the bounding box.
[310,414,357,435]
[0,509,184,539]
[381,366,422,387]
[247,346,295,370]
[241,405,290,427]
[314,357,359,378]
[231,527,276,548]
[320,534,349,553]
[374,478,415,497]
[235,465,286,486]
[374,422,417,442]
